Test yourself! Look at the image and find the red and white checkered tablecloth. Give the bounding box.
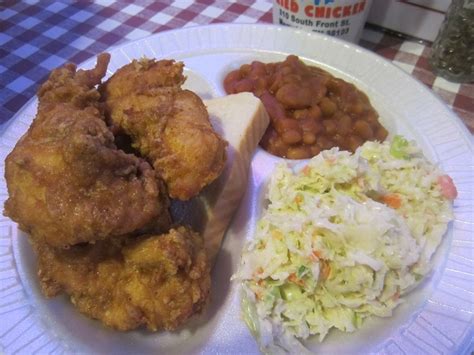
[1,0,473,134]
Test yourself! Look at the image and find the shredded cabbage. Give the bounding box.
[233,137,455,353]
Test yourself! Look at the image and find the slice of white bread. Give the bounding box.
[171,92,269,264]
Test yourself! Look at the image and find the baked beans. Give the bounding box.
[224,55,388,159]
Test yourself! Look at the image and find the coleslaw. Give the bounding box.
[233,136,456,353]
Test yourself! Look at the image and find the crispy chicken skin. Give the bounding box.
[100,59,227,200]
[4,55,214,332]
[36,226,211,331]
[4,54,171,248]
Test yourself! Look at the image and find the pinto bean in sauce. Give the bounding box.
[224,55,388,159]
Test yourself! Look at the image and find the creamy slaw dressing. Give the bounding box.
[233,136,455,353]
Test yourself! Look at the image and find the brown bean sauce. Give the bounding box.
[224,55,388,159]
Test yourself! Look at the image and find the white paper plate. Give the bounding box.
[0,24,472,355]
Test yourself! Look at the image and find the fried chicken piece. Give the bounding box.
[100,59,227,200]
[36,226,211,331]
[4,54,171,248]
[37,53,110,108]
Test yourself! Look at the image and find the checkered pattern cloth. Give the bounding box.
[1,0,473,134]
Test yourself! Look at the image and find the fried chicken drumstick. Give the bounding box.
[36,226,210,331]
[100,59,227,200]
[4,54,171,248]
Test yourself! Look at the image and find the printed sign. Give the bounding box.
[273,0,372,43]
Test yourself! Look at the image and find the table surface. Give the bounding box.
[1,0,473,135]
